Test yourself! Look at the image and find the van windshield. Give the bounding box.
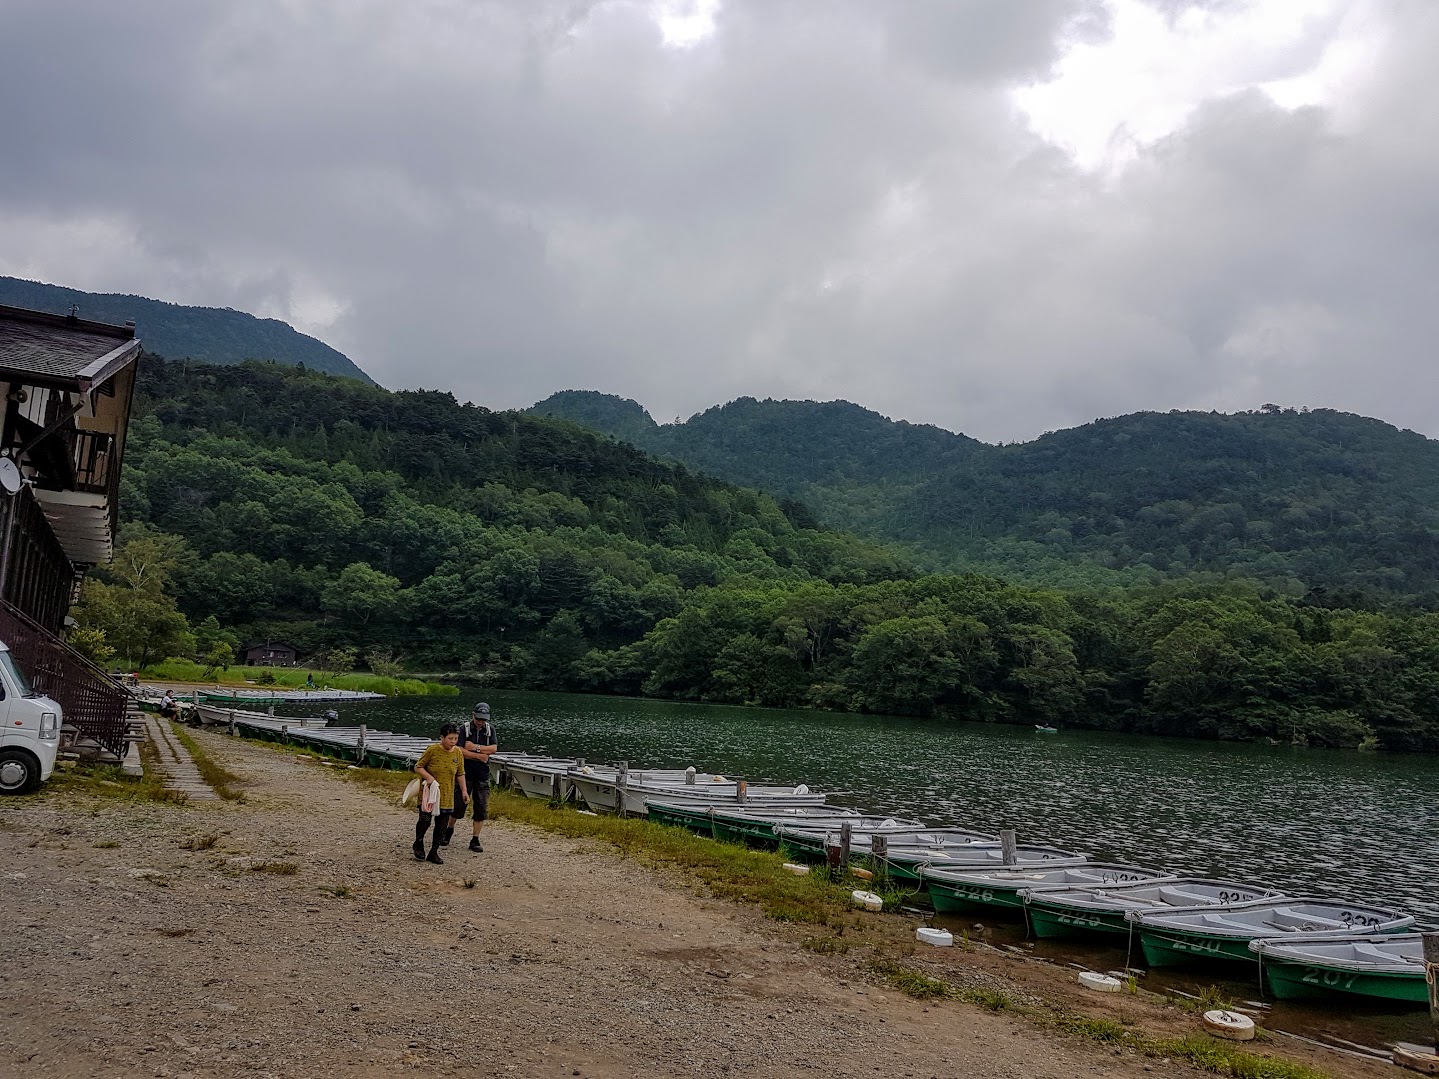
[0,650,38,697]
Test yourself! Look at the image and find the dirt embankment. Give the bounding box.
[0,733,1380,1079]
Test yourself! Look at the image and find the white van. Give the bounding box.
[0,642,62,795]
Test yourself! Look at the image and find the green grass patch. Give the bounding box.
[488,790,858,927]
[43,758,185,805]
[169,723,246,801]
[875,962,951,1000]
[139,658,458,697]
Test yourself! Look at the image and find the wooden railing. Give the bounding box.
[0,600,128,757]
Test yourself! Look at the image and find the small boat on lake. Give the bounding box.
[1135,898,1416,967]
[645,802,912,846]
[1023,878,1283,939]
[774,822,1084,882]
[921,863,1172,916]
[1249,933,1431,1004]
[1034,725,1059,733]
[492,754,584,801]
[195,703,331,728]
[568,764,827,816]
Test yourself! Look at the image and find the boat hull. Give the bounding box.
[926,879,1028,915]
[1139,928,1255,966]
[1025,901,1131,939]
[1261,960,1429,1004]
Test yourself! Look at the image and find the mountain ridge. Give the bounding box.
[0,275,374,384]
[529,390,1439,601]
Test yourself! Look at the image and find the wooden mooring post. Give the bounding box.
[357,725,367,763]
[616,761,629,813]
[1426,931,1439,1050]
[1393,931,1439,1073]
[871,834,888,882]
[1000,829,1018,866]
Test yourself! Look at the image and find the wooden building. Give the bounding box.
[0,303,141,756]
[241,641,299,667]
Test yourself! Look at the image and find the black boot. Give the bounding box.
[427,820,445,864]
[413,814,429,861]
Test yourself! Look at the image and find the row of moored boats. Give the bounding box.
[490,752,1433,1008]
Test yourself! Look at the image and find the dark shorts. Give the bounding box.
[455,781,490,821]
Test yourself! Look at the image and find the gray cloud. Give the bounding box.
[0,0,1435,444]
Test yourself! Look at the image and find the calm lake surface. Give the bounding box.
[305,688,1439,925]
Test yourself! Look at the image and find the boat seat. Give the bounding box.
[1269,909,1345,931]
[1157,886,1210,905]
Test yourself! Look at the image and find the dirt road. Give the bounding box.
[0,732,1327,1078]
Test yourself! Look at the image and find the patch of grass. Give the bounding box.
[801,935,850,956]
[168,723,246,801]
[180,832,221,851]
[93,839,119,849]
[329,885,351,898]
[44,758,183,805]
[139,658,458,697]
[157,927,194,938]
[958,986,1022,1013]
[462,878,477,889]
[486,790,859,928]
[249,861,299,875]
[1056,1014,1129,1042]
[872,960,952,1000]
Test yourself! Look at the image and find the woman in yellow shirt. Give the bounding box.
[413,723,468,864]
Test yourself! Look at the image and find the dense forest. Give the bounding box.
[0,276,373,383]
[531,392,1439,600]
[73,358,1439,752]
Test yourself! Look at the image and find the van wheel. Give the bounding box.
[0,749,41,795]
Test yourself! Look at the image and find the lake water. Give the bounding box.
[303,688,1439,925]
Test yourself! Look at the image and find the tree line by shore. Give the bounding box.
[71,356,1439,752]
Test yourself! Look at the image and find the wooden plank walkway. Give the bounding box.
[143,713,218,801]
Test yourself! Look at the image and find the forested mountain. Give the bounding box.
[531,392,1439,602]
[70,358,1439,752]
[0,276,373,383]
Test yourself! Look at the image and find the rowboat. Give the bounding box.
[1034,725,1059,734]
[1136,898,1416,967]
[921,863,1172,916]
[568,765,827,816]
[1023,878,1283,939]
[774,822,1084,882]
[644,802,906,846]
[1249,933,1431,1004]
[194,704,330,728]
[491,754,583,801]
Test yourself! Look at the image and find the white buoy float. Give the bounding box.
[1078,972,1123,993]
[916,927,953,947]
[851,889,884,911]
[782,862,809,875]
[1201,1010,1255,1041]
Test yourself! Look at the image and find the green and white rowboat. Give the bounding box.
[1136,898,1415,968]
[1023,878,1282,939]
[921,863,1171,916]
[1250,933,1431,1004]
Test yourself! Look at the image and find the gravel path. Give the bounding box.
[1,732,1203,1079]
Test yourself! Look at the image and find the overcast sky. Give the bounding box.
[1,0,1434,443]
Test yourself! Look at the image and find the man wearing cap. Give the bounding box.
[454,702,498,852]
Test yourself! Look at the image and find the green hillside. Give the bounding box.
[64,361,1439,751]
[530,392,1439,602]
[0,275,374,383]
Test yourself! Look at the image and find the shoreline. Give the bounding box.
[1,731,1399,1078]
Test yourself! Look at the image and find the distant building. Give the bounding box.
[0,303,141,758]
[242,642,299,667]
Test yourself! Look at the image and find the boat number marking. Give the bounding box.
[1338,911,1382,927]
[1300,967,1358,989]
[1216,890,1248,904]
